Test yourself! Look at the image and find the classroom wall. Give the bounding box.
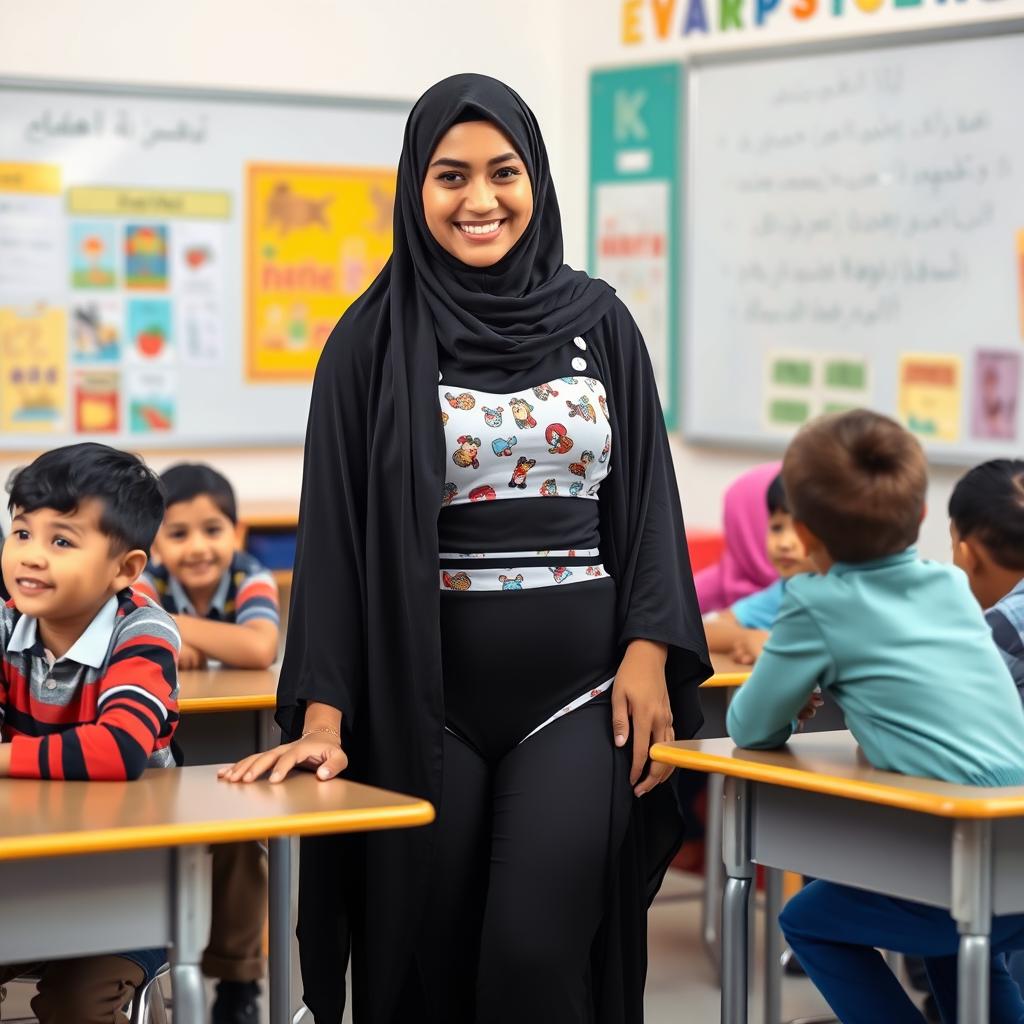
[557,0,1024,561]
[4,0,1020,560]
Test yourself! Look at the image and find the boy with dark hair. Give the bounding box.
[0,442,179,1022]
[950,458,1024,699]
[727,410,1024,1024]
[704,471,814,661]
[135,462,278,1023]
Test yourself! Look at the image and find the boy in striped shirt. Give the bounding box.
[135,463,279,1024]
[0,442,179,1021]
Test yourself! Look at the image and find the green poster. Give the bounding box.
[589,63,681,428]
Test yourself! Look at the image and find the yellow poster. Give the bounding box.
[897,354,962,443]
[0,304,67,433]
[247,163,395,380]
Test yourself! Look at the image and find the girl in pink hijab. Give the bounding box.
[694,462,782,613]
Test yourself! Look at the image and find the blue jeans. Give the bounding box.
[780,880,1024,1024]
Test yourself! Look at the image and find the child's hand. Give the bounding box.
[178,642,207,671]
[731,630,769,665]
[796,690,825,730]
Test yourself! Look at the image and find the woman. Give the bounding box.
[224,74,710,1024]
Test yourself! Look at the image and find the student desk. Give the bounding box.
[650,731,1024,1024]
[0,765,432,1024]
[178,666,279,755]
[702,654,753,689]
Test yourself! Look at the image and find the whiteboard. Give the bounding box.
[0,79,408,450]
[682,26,1024,463]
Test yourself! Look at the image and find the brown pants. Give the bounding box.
[0,956,163,1024]
[202,840,267,983]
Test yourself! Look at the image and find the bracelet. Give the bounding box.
[301,726,341,742]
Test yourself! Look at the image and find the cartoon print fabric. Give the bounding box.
[441,372,611,511]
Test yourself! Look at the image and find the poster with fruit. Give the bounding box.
[128,368,176,434]
[247,163,395,380]
[125,224,169,289]
[127,298,173,365]
[74,370,120,434]
[173,223,225,366]
[70,222,117,289]
[0,303,67,433]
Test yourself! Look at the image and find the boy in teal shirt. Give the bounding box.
[727,410,1024,1024]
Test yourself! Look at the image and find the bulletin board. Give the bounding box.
[0,78,409,449]
[681,23,1024,463]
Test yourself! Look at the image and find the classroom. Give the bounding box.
[1,0,1024,1021]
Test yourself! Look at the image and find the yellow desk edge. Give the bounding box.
[701,672,750,688]
[649,743,1024,820]
[0,801,436,862]
[179,694,277,714]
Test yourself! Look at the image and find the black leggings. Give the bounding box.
[406,697,632,1024]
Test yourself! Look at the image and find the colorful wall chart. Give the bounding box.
[589,64,680,428]
[0,304,67,433]
[246,164,396,381]
[897,354,962,444]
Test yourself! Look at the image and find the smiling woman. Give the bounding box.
[421,121,534,267]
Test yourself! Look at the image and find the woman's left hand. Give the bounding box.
[611,639,674,797]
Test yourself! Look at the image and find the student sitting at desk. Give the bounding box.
[726,410,1024,1024]
[135,462,278,1024]
[704,472,814,664]
[0,443,179,1024]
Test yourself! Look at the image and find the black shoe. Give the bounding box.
[211,980,260,1024]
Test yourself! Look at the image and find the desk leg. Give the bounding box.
[259,707,279,752]
[763,867,783,1024]
[703,772,725,974]
[170,844,211,1024]
[952,819,993,1024]
[722,777,753,1024]
[269,835,292,1024]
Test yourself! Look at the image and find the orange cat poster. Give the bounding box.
[246,164,395,380]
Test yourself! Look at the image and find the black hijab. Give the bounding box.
[278,74,709,1023]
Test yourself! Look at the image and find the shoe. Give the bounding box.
[211,980,260,1024]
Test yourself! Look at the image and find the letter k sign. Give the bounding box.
[614,89,648,142]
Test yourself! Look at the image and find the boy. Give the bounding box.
[0,442,179,1023]
[949,458,1024,700]
[704,472,815,662]
[726,410,1024,1024]
[135,463,278,1024]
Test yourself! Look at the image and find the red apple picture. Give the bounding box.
[137,326,165,358]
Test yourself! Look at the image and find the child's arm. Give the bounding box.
[1,614,180,781]
[731,629,770,665]
[726,593,832,749]
[703,610,748,653]
[173,616,278,669]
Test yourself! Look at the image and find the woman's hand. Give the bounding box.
[611,639,674,798]
[178,641,207,671]
[218,733,348,784]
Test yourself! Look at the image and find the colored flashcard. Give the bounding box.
[0,304,67,432]
[247,163,395,380]
[124,224,169,289]
[71,296,122,363]
[897,354,962,443]
[128,368,176,434]
[179,297,224,366]
[770,354,815,389]
[74,370,120,434]
[173,222,225,297]
[127,298,174,364]
[764,350,817,431]
[70,221,117,289]
[767,397,812,427]
[971,350,1020,441]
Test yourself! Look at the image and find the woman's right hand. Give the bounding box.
[218,733,349,784]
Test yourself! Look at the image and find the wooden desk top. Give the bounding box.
[702,654,752,688]
[650,731,1024,819]
[238,500,299,530]
[0,765,434,862]
[178,668,278,713]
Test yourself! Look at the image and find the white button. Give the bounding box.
[571,357,587,372]
[574,337,587,351]
[45,679,57,691]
